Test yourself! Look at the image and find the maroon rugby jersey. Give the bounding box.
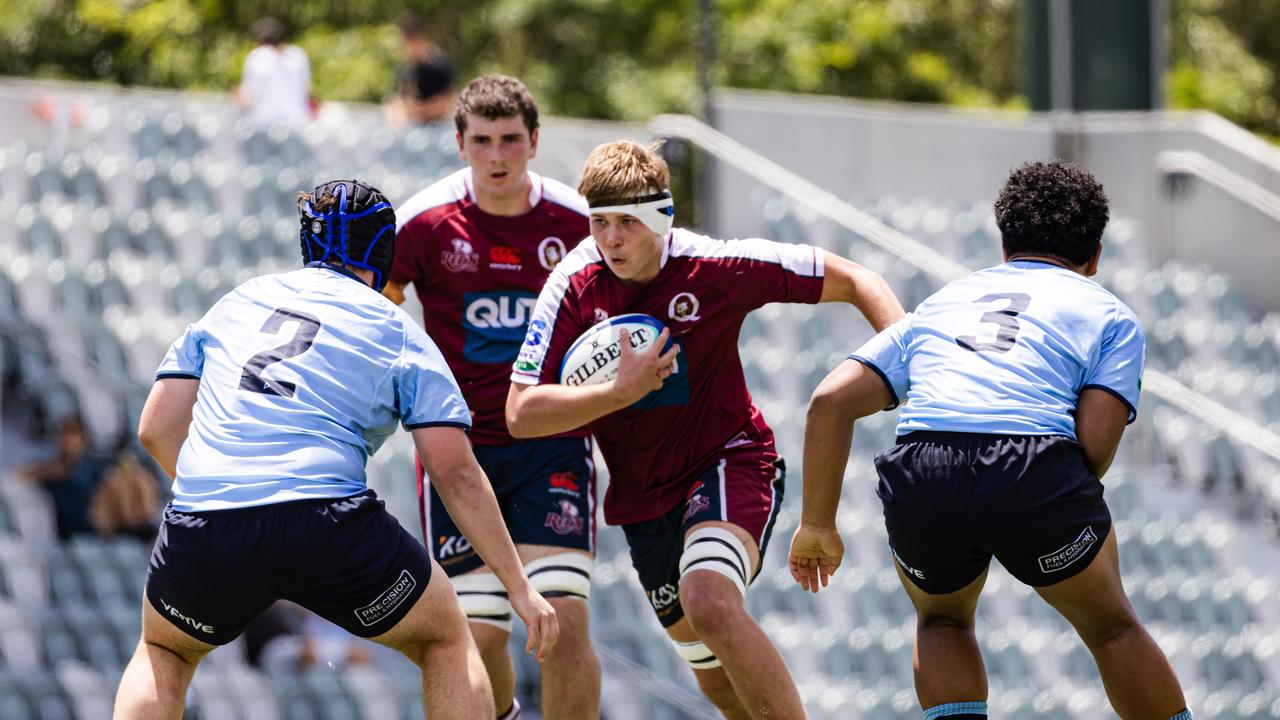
[511,228,825,524]
[392,168,590,445]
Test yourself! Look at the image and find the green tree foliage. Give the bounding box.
[0,0,1021,116]
[1,0,1278,138]
[1168,0,1279,138]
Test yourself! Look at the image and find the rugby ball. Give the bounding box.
[559,313,670,386]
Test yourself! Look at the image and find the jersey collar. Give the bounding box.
[658,230,673,270]
[307,261,370,287]
[1007,258,1071,270]
[464,168,543,208]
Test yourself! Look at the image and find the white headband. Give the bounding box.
[589,190,675,237]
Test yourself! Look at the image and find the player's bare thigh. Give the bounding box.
[896,564,989,623]
[138,599,217,665]
[371,557,472,657]
[1032,531,1138,639]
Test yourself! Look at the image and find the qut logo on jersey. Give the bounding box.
[462,291,538,364]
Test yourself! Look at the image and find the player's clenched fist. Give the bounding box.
[788,524,844,593]
[510,584,560,661]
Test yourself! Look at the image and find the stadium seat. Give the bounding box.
[39,611,79,669]
[66,162,108,208]
[55,659,115,720]
[0,491,55,562]
[60,604,127,672]
[0,604,43,675]
[16,207,63,260]
[43,544,87,607]
[981,638,1033,685]
[19,671,72,712]
[170,162,217,212]
[272,674,322,720]
[302,667,362,720]
[0,672,32,720]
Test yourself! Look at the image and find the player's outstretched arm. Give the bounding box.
[818,251,905,332]
[137,378,199,480]
[1073,388,1130,479]
[412,426,559,659]
[506,328,678,438]
[789,360,893,592]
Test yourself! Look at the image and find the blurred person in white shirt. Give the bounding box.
[236,17,312,129]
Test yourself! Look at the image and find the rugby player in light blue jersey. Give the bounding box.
[789,162,1189,720]
[113,180,558,720]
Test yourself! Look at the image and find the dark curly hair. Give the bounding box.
[994,160,1109,267]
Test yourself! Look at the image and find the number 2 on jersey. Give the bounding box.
[238,308,322,397]
[955,293,1031,353]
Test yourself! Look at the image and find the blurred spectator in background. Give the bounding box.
[236,17,312,129]
[242,601,306,667]
[90,446,163,542]
[255,605,380,672]
[17,415,108,538]
[386,16,455,127]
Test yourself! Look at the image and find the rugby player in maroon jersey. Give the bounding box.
[508,140,904,719]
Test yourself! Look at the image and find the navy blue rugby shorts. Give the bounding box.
[146,490,431,645]
[422,436,595,577]
[875,431,1112,595]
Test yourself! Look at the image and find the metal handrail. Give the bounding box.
[1158,149,1280,224]
[651,113,1280,466]
[593,643,721,719]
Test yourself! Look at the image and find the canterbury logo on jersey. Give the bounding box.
[462,291,539,364]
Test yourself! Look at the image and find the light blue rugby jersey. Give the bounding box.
[852,260,1145,438]
[157,264,471,512]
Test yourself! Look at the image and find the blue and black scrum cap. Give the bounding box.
[588,190,675,237]
[298,179,397,290]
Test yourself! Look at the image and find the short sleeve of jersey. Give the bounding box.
[390,215,433,288]
[156,323,205,380]
[1082,305,1145,424]
[396,322,472,430]
[719,239,825,311]
[511,268,584,386]
[849,314,913,410]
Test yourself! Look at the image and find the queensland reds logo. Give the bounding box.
[545,500,584,535]
[441,238,480,273]
[538,236,567,270]
[668,292,702,322]
[683,493,710,522]
[682,480,711,522]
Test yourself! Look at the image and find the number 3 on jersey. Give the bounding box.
[956,293,1030,353]
[239,308,322,397]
